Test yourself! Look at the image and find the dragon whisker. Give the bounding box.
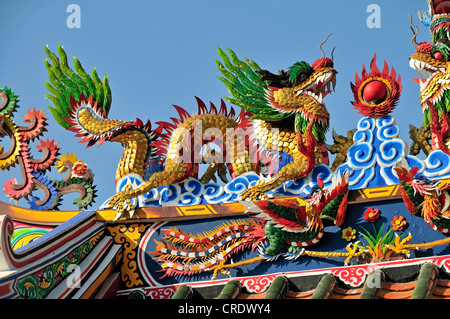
[319,33,333,59]
[409,13,419,48]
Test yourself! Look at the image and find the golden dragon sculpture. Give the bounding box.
[44,36,353,217]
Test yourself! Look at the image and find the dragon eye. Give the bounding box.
[287,62,313,86]
[434,51,443,60]
[298,71,310,82]
[431,39,450,61]
[432,49,447,61]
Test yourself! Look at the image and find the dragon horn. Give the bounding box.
[409,13,419,49]
[319,33,332,59]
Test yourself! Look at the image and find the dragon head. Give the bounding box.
[260,35,338,142]
[409,40,450,117]
[409,7,450,152]
[412,173,439,196]
[217,34,337,142]
[268,56,337,129]
[410,1,450,118]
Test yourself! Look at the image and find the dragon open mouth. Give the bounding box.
[410,58,446,94]
[295,70,337,105]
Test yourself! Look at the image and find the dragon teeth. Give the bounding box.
[296,71,335,103]
[421,69,428,78]
[410,58,441,79]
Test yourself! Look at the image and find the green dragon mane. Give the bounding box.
[287,62,313,86]
[44,45,112,129]
[216,46,291,122]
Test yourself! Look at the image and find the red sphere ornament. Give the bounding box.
[362,80,388,103]
[350,53,402,117]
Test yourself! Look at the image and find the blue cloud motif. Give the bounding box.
[100,114,450,209]
[423,150,450,179]
[404,155,425,175]
[341,115,407,189]
[101,166,339,208]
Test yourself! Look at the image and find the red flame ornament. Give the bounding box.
[350,53,402,117]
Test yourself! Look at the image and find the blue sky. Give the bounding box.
[0,0,432,210]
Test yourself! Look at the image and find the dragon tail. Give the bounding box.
[44,45,138,147]
[45,46,158,181]
[45,45,111,128]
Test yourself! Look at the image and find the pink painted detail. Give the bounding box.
[331,265,372,287]
[431,255,450,272]
[240,274,277,293]
[146,286,176,299]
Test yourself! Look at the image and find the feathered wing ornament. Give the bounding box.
[249,170,350,238]
[394,164,423,215]
[253,198,307,233]
[394,163,450,229]
[246,170,349,256]
[437,179,450,218]
[244,197,322,257]
[318,169,350,226]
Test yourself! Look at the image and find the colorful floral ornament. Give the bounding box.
[72,161,88,177]
[363,207,381,223]
[342,227,356,241]
[391,215,407,231]
[0,88,98,210]
[55,153,79,173]
[350,53,402,117]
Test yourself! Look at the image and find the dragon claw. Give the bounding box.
[107,189,136,219]
[240,187,269,201]
[254,178,268,187]
[211,267,231,280]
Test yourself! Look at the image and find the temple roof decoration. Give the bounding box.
[4,1,450,301]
